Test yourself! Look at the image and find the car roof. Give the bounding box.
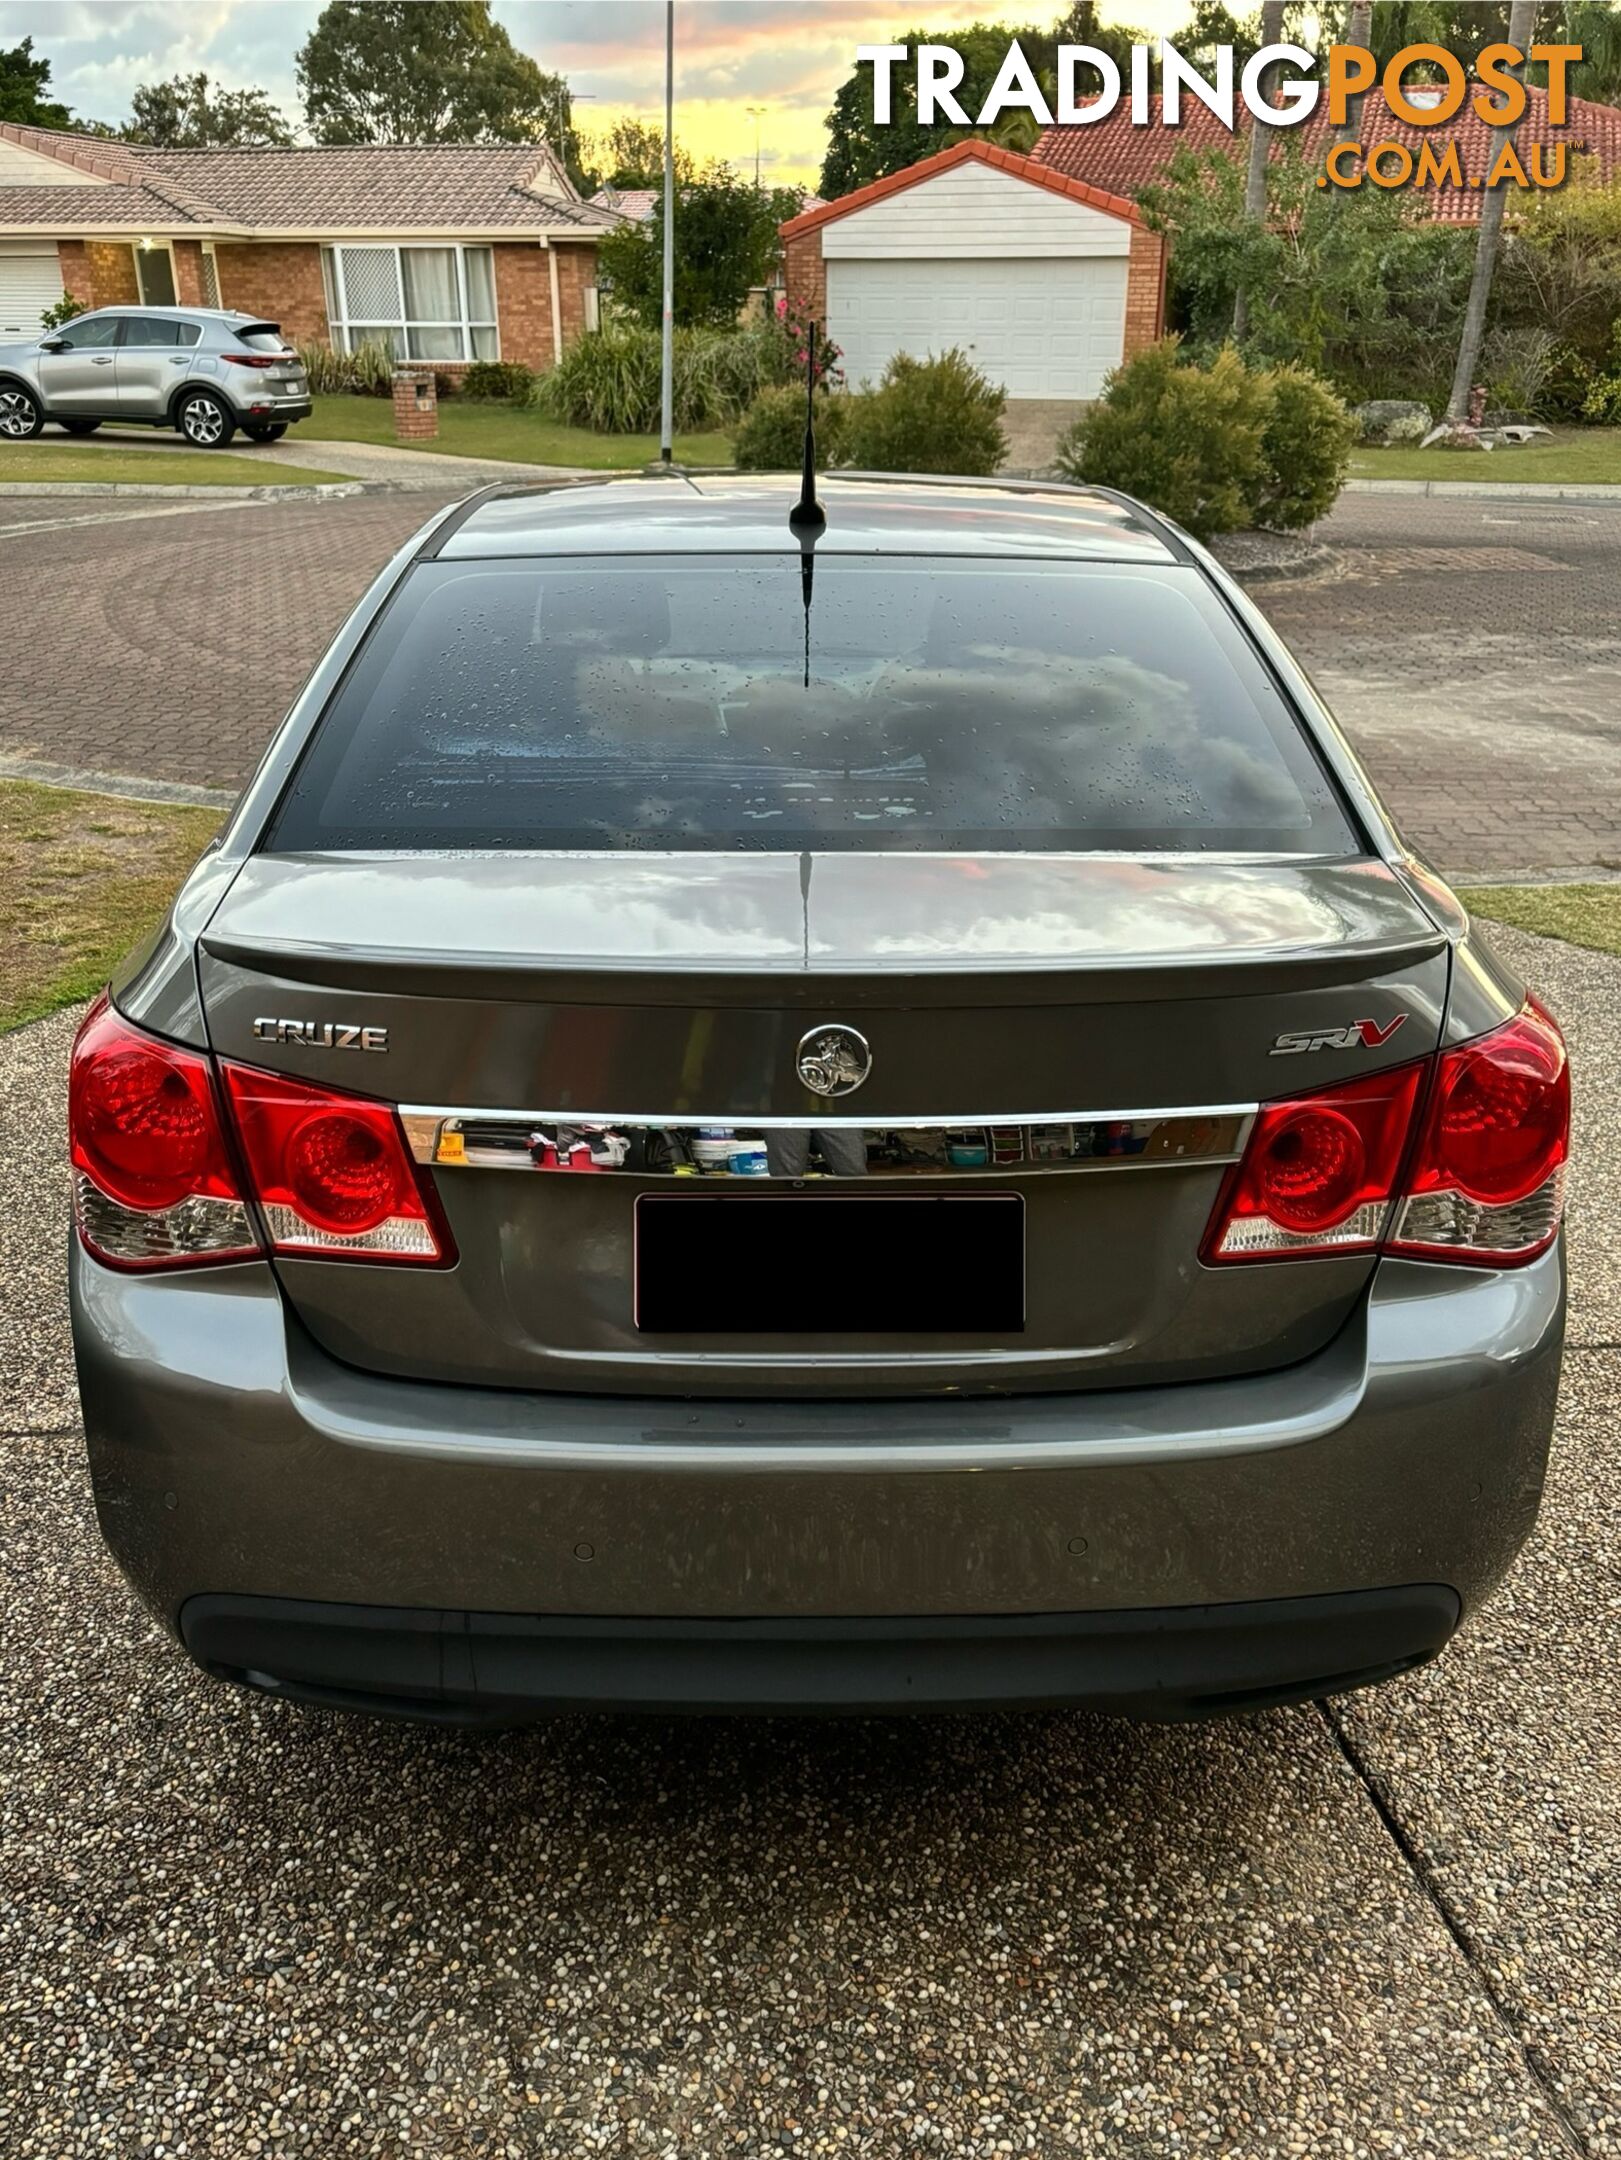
[431,473,1186,565]
[76,306,263,322]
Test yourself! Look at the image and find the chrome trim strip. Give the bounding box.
[401,1106,1255,1180]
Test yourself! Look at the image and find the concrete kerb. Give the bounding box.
[1345,477,1621,502]
[0,480,379,501]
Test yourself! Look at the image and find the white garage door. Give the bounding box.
[827,256,1127,402]
[0,252,63,340]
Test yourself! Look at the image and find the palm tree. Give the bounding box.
[1333,2,1374,149]
[1445,0,1535,421]
[1232,0,1286,341]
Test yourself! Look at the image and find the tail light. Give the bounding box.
[1386,999,1567,1264]
[1203,1062,1423,1262]
[69,996,259,1271]
[1205,1001,1569,1268]
[223,352,280,369]
[220,1064,454,1265]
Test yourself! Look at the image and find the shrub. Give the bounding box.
[461,359,535,402]
[1058,341,1266,539]
[296,339,395,397]
[40,291,87,331]
[1253,364,1356,530]
[534,324,784,434]
[734,384,850,470]
[841,350,1006,476]
[1057,341,1350,539]
[1479,327,1558,417]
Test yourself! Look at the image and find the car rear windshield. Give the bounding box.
[234,325,287,352]
[263,555,1358,855]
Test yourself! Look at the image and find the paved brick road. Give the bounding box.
[1,486,1617,874]
[0,492,459,790]
[1257,492,1621,877]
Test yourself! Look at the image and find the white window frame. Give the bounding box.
[200,242,221,309]
[320,242,499,362]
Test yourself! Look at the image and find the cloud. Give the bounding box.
[4,0,1181,184]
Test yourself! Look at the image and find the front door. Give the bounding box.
[116,315,201,417]
[36,313,122,415]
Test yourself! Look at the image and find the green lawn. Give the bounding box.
[1462,882,1621,958]
[0,444,344,487]
[298,394,733,469]
[1351,427,1621,486]
[0,780,221,1031]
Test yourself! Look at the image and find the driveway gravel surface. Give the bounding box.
[2,923,1617,2157]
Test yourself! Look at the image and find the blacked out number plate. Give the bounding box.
[634,1193,1025,1334]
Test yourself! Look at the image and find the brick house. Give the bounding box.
[0,123,618,370]
[780,139,1164,405]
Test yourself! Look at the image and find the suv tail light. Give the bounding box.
[1205,1002,1569,1268]
[223,352,280,369]
[69,997,259,1271]
[1386,999,1568,1264]
[1203,1061,1423,1262]
[220,1064,454,1265]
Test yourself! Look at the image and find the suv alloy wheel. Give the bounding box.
[178,389,235,448]
[0,384,44,439]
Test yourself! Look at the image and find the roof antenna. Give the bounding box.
[789,325,823,687]
[788,322,825,538]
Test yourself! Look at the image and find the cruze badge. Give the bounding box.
[252,1017,389,1052]
[1271,1016,1407,1057]
[796,1024,872,1097]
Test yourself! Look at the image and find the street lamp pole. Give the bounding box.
[659,0,675,467]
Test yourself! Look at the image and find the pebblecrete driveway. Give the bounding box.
[1,923,1616,2156]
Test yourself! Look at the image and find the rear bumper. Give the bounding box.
[71,1244,1564,1715]
[180,1585,1463,1722]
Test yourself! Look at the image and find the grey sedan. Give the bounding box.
[67,475,1568,1721]
[0,304,311,446]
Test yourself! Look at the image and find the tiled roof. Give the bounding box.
[780,136,1142,238]
[591,185,658,220]
[0,123,621,236]
[1033,83,1621,223]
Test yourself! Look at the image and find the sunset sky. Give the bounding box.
[1,0,1188,187]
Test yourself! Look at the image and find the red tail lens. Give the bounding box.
[1204,1062,1423,1263]
[1388,1001,1568,1264]
[223,351,279,368]
[221,1064,452,1264]
[69,997,259,1270]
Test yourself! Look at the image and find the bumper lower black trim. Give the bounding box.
[180,1586,1461,1723]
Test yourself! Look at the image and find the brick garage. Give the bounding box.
[781,139,1164,403]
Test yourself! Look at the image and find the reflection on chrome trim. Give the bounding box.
[401,1108,1254,1179]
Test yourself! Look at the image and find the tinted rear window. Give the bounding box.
[265,556,1357,855]
[235,325,287,352]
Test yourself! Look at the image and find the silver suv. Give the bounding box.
[0,305,311,448]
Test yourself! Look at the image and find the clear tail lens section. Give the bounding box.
[69,996,259,1271]
[1387,999,1568,1265]
[1204,1063,1423,1262]
[220,1063,453,1265]
[1206,1001,1569,1269]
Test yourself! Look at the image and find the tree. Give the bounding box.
[1232,0,1285,340]
[1445,0,1535,422]
[297,0,578,156]
[125,72,293,147]
[0,35,73,128]
[599,165,784,328]
[1140,142,1475,400]
[589,115,694,191]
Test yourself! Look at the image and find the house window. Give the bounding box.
[320,243,499,362]
[200,244,220,309]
